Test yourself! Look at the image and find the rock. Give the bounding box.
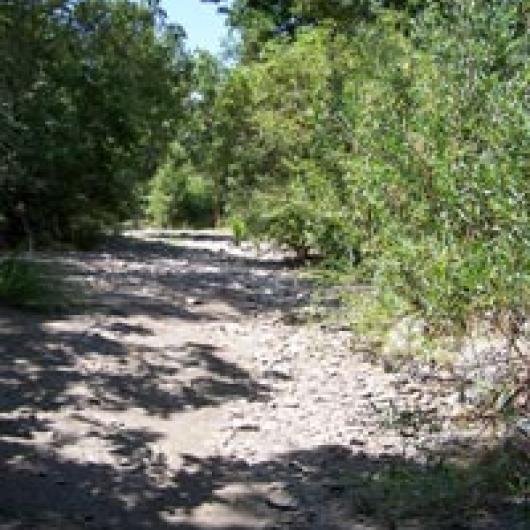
[185,296,203,305]
[284,399,300,408]
[263,369,291,380]
[381,358,398,373]
[516,417,530,437]
[265,489,299,511]
[510,418,530,453]
[382,317,426,358]
[403,385,422,395]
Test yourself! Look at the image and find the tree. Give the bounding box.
[200,0,529,330]
[0,0,189,246]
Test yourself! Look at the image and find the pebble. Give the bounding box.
[17,230,523,529]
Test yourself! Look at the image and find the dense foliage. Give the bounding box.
[145,51,220,228]
[2,0,528,335]
[147,143,214,228]
[197,0,529,334]
[0,0,188,246]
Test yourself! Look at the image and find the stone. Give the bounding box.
[284,399,300,408]
[265,489,299,511]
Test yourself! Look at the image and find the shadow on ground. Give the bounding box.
[0,309,527,529]
[50,234,318,323]
[0,308,269,417]
[2,233,526,529]
[0,436,527,529]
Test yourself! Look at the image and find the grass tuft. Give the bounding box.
[0,255,66,311]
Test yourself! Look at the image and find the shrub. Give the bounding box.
[0,256,64,311]
[242,175,360,262]
[147,161,215,229]
[207,0,529,338]
[230,215,248,246]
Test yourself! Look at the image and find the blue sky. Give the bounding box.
[162,1,229,55]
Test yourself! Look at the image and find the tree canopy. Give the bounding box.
[0,0,189,245]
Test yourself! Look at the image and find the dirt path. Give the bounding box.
[0,231,526,529]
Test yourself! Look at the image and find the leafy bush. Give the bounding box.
[373,237,530,334]
[0,0,188,246]
[0,256,64,311]
[244,189,358,261]
[147,159,215,229]
[345,1,530,335]
[216,0,528,336]
[229,215,248,246]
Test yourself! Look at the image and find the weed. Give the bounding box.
[0,255,66,311]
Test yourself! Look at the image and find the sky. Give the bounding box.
[162,0,230,55]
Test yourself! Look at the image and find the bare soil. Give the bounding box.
[0,231,527,529]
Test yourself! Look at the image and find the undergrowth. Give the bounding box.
[349,444,529,527]
[0,256,67,311]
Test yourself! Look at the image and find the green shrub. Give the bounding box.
[246,190,316,259]
[147,160,215,229]
[242,175,360,262]
[350,443,529,525]
[0,0,187,248]
[230,215,248,246]
[200,0,529,338]
[0,256,64,311]
[343,0,530,335]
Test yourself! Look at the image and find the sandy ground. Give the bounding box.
[0,231,527,530]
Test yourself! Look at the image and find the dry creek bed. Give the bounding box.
[0,229,527,530]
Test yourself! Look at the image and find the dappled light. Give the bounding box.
[1,232,528,528]
[1,0,528,528]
